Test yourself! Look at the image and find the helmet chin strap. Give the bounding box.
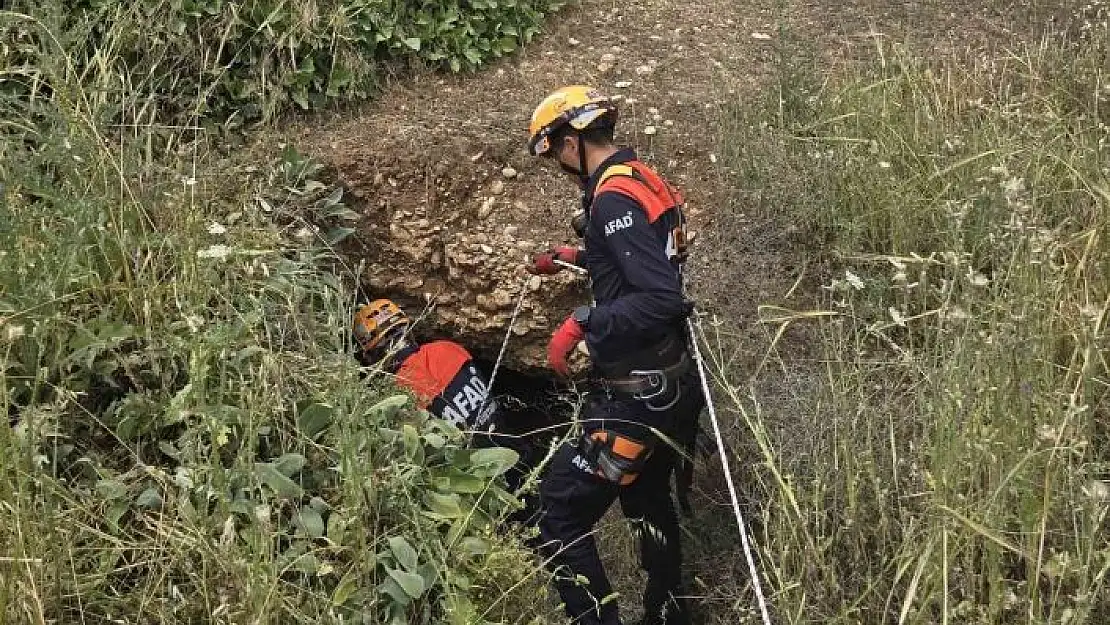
[557,133,590,189]
[576,132,590,187]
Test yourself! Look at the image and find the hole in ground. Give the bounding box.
[472,357,576,450]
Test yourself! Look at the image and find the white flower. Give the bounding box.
[878,161,892,169]
[207,222,227,235]
[5,324,26,340]
[888,307,906,326]
[1001,176,1026,196]
[185,315,205,333]
[845,270,865,290]
[174,467,194,489]
[968,270,990,287]
[1079,303,1102,321]
[254,504,271,527]
[1084,480,1110,502]
[196,244,232,260]
[944,305,970,320]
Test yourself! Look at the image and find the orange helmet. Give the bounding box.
[527,86,618,157]
[353,299,410,354]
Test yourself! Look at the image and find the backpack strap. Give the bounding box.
[595,160,683,224]
[595,160,690,263]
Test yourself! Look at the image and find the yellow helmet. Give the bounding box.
[353,299,410,354]
[527,85,618,157]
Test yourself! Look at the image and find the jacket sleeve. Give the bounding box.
[586,192,688,341]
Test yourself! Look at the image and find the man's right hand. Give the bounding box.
[547,314,586,377]
[528,246,581,275]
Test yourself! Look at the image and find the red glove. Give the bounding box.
[529,246,581,275]
[547,315,585,377]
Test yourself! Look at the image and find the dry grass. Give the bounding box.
[694,3,1110,623]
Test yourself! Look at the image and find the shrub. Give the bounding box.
[1,17,556,620]
[2,0,564,125]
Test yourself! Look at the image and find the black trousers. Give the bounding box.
[538,376,702,625]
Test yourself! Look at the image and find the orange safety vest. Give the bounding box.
[594,160,689,262]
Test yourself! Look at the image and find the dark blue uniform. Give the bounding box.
[580,149,690,365]
[538,148,701,625]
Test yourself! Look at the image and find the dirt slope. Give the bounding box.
[292,0,768,370]
[284,0,1034,372]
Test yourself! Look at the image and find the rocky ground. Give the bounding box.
[280,0,1042,372]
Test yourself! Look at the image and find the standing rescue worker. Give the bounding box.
[525,86,704,625]
[352,299,538,522]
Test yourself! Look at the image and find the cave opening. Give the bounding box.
[356,287,580,450]
[471,357,576,453]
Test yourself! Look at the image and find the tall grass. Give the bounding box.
[711,4,1109,624]
[1,9,555,625]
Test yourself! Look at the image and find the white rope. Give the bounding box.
[686,315,772,625]
[552,259,581,273]
[483,274,530,404]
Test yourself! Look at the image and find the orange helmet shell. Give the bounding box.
[527,85,617,157]
[353,299,410,353]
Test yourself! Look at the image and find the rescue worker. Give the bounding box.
[525,86,704,625]
[352,299,539,523]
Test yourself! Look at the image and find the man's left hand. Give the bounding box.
[528,246,580,275]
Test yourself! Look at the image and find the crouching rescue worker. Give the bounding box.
[525,86,705,625]
[352,299,538,523]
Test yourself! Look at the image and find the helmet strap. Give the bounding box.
[361,327,413,369]
[577,131,590,187]
[571,210,589,238]
[556,132,590,188]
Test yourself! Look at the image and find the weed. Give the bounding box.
[0,7,557,624]
[709,4,1110,624]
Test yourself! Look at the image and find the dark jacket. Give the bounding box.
[579,148,689,367]
[390,340,499,432]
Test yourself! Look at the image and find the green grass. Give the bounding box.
[709,4,1110,624]
[0,6,558,625]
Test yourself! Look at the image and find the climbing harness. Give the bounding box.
[686,314,773,625]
